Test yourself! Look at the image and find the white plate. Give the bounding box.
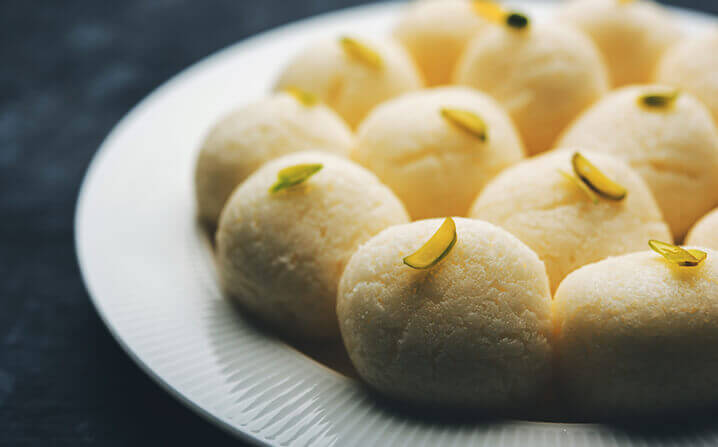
[75,2,718,446]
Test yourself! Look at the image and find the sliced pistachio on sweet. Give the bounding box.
[559,169,599,204]
[648,240,707,267]
[572,152,627,201]
[285,87,319,107]
[340,36,383,70]
[441,108,488,142]
[638,89,680,110]
[403,217,457,270]
[473,1,530,30]
[472,0,506,22]
[269,163,323,193]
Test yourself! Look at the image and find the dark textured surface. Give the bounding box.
[0,1,716,445]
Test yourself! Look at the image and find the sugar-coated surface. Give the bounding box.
[393,0,488,86]
[337,218,552,408]
[470,150,672,292]
[216,151,409,339]
[553,250,718,413]
[686,208,718,250]
[558,0,681,87]
[454,22,608,155]
[194,93,354,226]
[274,36,423,128]
[353,87,525,220]
[657,29,718,124]
[557,85,718,240]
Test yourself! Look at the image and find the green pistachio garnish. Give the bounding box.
[285,87,319,107]
[473,1,505,22]
[473,1,530,30]
[638,89,680,110]
[441,108,488,142]
[403,217,457,270]
[649,240,707,267]
[269,163,323,193]
[572,152,627,201]
[559,169,599,205]
[340,36,383,70]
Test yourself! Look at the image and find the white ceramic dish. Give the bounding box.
[75,2,718,445]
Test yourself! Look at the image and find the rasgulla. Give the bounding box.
[216,151,409,339]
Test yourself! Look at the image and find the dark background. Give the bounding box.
[1,1,716,445]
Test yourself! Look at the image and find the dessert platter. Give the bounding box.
[76,1,718,445]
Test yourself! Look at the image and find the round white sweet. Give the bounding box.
[686,208,718,251]
[274,36,424,128]
[337,218,552,408]
[454,21,608,155]
[553,249,718,413]
[194,93,354,226]
[469,150,672,291]
[557,85,718,240]
[353,87,525,220]
[216,151,409,339]
[393,0,488,86]
[557,0,681,87]
[656,29,718,124]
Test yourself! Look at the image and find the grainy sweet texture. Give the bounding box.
[454,21,609,155]
[353,86,525,220]
[393,0,488,86]
[553,249,718,414]
[337,218,553,408]
[216,151,409,339]
[557,85,718,240]
[194,93,354,226]
[686,208,718,250]
[470,150,672,291]
[274,36,424,128]
[558,0,681,87]
[656,29,718,124]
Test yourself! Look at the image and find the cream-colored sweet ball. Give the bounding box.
[337,218,552,408]
[469,150,672,291]
[393,0,488,86]
[656,29,718,123]
[454,20,608,156]
[557,85,718,240]
[353,87,524,220]
[558,0,682,87]
[194,93,354,226]
[553,249,718,413]
[686,208,718,250]
[216,151,409,339]
[274,36,424,128]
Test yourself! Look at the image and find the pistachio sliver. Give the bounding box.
[473,1,530,30]
[404,217,457,270]
[285,87,319,107]
[472,0,506,23]
[559,169,599,204]
[649,240,707,267]
[572,152,627,201]
[441,108,488,142]
[638,89,680,110]
[269,163,323,193]
[340,36,383,70]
